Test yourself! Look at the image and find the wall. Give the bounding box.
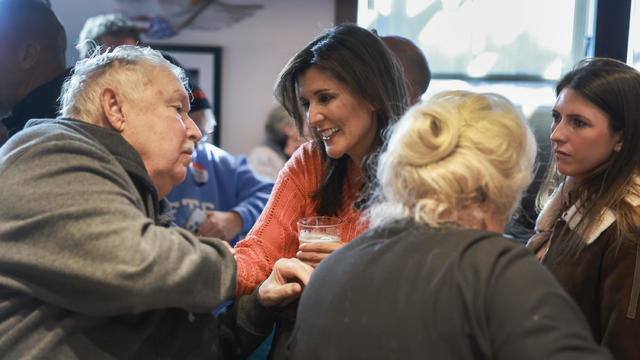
[51,0,335,155]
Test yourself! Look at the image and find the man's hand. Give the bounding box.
[196,210,243,242]
[296,241,345,268]
[258,258,313,307]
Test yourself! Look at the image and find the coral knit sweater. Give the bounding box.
[233,142,368,296]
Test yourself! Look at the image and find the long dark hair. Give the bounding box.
[274,24,407,215]
[539,58,640,251]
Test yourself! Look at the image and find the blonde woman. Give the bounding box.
[288,91,611,359]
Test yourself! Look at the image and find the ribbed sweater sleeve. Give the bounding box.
[233,143,368,296]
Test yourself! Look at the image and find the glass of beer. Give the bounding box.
[297,216,342,245]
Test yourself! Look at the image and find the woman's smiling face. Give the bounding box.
[298,66,377,166]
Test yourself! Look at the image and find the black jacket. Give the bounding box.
[0,68,72,146]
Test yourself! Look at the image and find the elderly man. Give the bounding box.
[0,46,311,359]
[0,0,70,146]
[78,13,274,245]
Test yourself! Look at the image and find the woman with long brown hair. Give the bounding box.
[528,57,640,358]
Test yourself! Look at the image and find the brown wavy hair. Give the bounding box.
[538,57,640,252]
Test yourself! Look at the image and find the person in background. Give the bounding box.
[288,91,611,360]
[77,13,215,134]
[77,12,139,56]
[233,24,407,357]
[78,13,274,245]
[527,58,640,359]
[381,35,431,106]
[0,0,70,146]
[248,105,308,181]
[0,45,311,359]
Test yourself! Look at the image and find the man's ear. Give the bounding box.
[18,42,40,70]
[100,87,126,132]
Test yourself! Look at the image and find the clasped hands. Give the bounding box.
[258,241,345,307]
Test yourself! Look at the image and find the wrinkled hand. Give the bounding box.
[296,241,345,268]
[259,258,313,307]
[196,211,243,242]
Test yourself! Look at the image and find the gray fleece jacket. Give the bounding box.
[0,118,276,359]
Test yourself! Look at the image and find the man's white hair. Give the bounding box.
[59,45,189,124]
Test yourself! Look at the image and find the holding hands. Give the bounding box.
[258,258,313,307]
[255,240,345,307]
[255,242,345,307]
[251,214,347,307]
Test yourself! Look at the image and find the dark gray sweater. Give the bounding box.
[0,118,275,359]
[288,218,612,360]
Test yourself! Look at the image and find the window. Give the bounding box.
[357,0,595,117]
[628,0,640,69]
[358,0,594,80]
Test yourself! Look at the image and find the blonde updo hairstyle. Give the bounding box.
[369,90,536,229]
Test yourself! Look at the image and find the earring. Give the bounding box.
[614,144,622,152]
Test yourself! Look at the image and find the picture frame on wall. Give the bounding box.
[149,45,222,146]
